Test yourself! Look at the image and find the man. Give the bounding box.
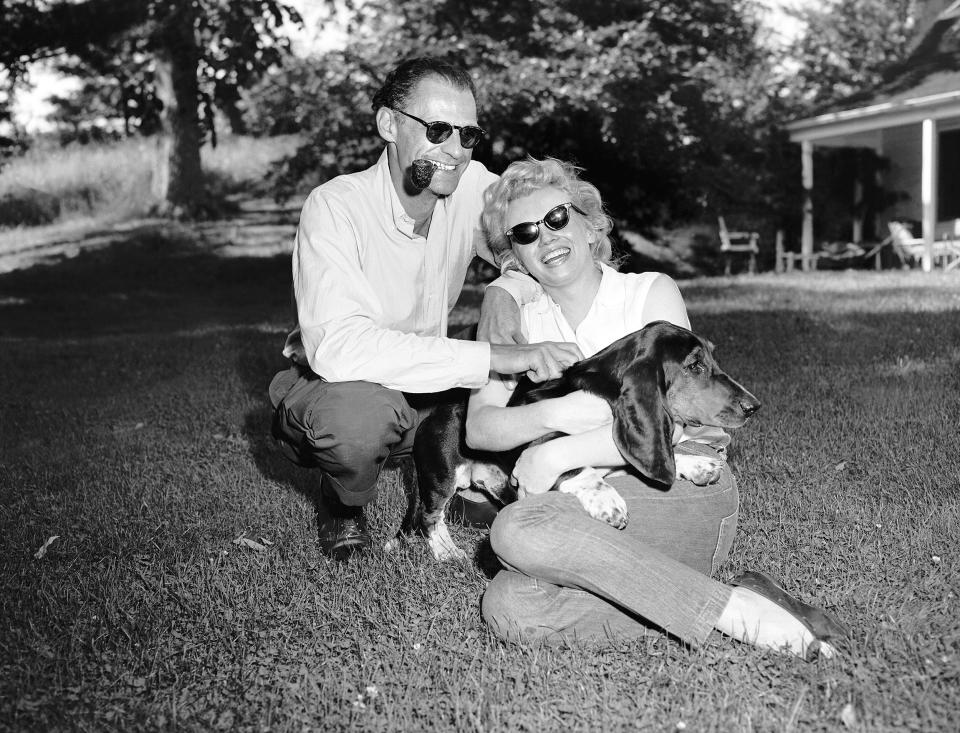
[269,57,581,560]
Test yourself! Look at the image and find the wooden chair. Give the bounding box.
[718,216,759,275]
[887,221,925,267]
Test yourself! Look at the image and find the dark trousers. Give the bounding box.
[269,364,421,507]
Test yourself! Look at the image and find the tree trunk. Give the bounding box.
[152,9,205,217]
[220,86,249,136]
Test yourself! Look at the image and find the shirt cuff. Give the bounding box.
[452,339,492,388]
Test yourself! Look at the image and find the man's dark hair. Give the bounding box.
[371,57,478,114]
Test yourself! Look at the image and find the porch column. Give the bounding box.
[921,118,937,272]
[801,140,814,270]
[852,178,863,243]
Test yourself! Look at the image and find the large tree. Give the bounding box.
[0,0,301,216]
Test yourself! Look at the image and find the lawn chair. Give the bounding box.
[887,221,960,270]
[718,216,759,275]
[887,221,925,268]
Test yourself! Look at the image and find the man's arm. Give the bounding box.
[474,227,539,345]
[477,285,525,345]
[294,191,579,392]
[294,191,491,392]
[477,279,582,380]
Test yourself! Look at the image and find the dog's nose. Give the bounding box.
[740,399,761,416]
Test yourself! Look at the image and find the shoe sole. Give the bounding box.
[322,537,371,561]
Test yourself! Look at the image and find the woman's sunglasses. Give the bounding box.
[505,202,587,246]
[393,109,486,149]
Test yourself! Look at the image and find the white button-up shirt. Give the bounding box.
[283,149,501,393]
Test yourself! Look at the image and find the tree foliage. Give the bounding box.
[266,0,781,233]
[49,46,162,139]
[1,0,302,214]
[781,0,915,110]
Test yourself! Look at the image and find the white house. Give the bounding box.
[786,0,960,271]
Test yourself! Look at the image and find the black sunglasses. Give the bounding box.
[505,202,587,246]
[393,109,486,149]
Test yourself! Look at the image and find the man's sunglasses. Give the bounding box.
[393,109,486,149]
[505,202,587,246]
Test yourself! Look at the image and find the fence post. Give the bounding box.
[775,230,785,274]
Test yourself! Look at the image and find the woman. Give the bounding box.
[469,157,845,659]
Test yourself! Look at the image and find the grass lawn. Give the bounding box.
[1,230,959,731]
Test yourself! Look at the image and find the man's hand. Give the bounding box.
[490,342,582,383]
[545,391,613,434]
[477,285,525,345]
[511,442,565,497]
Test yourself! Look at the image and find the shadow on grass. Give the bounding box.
[0,227,337,519]
[0,227,293,338]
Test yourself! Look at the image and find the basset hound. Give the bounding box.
[392,320,762,561]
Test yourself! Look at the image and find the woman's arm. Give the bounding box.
[466,382,613,452]
[466,377,557,451]
[511,427,625,494]
[639,273,691,328]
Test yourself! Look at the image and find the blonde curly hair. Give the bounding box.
[482,157,616,271]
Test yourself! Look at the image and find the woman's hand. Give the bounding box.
[511,442,566,497]
[546,390,613,434]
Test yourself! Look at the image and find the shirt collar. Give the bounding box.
[593,262,622,307]
[375,148,417,238]
[528,261,618,315]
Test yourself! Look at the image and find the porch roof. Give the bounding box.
[787,5,960,145]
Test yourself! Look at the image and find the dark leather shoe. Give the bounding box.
[319,510,371,560]
[731,571,848,658]
[447,492,499,528]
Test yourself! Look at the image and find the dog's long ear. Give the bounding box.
[611,362,676,487]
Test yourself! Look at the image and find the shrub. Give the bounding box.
[0,186,61,227]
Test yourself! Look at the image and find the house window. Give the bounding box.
[939,128,960,220]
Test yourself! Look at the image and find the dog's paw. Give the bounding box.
[558,468,629,529]
[426,521,469,562]
[584,483,629,529]
[676,453,723,485]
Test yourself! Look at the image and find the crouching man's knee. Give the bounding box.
[271,376,418,497]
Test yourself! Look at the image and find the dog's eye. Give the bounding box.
[688,360,705,374]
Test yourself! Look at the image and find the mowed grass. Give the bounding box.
[1,235,959,732]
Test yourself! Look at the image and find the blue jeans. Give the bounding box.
[482,445,738,646]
